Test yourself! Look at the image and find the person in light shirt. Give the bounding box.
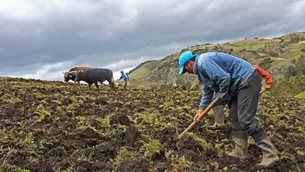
[118,70,129,89]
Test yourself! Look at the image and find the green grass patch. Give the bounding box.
[140,137,161,158]
[0,93,23,103]
[130,111,175,132]
[114,147,136,167]
[281,41,305,60]
[186,132,212,152]
[295,91,305,98]
[129,67,151,80]
[228,39,265,51]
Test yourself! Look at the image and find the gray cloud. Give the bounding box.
[0,0,305,81]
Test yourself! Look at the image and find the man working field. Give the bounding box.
[178,50,279,167]
[209,61,272,129]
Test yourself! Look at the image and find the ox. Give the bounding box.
[62,66,92,83]
[74,68,115,90]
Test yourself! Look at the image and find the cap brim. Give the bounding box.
[178,66,185,75]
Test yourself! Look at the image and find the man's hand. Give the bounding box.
[194,108,204,121]
[265,84,271,90]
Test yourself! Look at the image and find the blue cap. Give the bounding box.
[178,51,195,75]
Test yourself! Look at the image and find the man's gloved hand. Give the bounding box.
[194,108,204,121]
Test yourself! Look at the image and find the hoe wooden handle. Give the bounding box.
[178,96,221,139]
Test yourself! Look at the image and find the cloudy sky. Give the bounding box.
[1,0,305,82]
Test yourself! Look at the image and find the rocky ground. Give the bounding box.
[0,77,304,172]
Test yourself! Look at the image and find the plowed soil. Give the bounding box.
[0,77,304,172]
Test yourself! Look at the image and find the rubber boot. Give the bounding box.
[225,138,248,159]
[256,137,279,167]
[208,105,225,129]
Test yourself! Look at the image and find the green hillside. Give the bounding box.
[129,31,305,96]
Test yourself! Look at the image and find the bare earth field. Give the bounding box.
[0,77,304,172]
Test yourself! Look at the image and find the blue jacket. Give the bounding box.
[119,73,129,81]
[193,52,255,109]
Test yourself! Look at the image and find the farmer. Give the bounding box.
[178,50,279,167]
[208,61,272,129]
[118,70,129,89]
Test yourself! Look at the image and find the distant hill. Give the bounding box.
[128,31,305,96]
[128,60,156,75]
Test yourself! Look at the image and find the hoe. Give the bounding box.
[178,89,267,139]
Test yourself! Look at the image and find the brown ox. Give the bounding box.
[62,66,92,83]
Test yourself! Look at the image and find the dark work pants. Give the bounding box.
[228,70,268,142]
[123,80,128,89]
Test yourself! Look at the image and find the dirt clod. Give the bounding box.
[116,158,150,172]
[110,113,131,126]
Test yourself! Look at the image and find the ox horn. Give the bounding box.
[68,71,79,75]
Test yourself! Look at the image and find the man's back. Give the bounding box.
[120,73,129,81]
[198,52,253,76]
[195,52,255,87]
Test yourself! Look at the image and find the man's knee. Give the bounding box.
[239,118,255,131]
[229,117,242,131]
[240,120,265,137]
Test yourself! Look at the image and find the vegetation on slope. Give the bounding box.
[128,31,305,96]
[128,60,156,75]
